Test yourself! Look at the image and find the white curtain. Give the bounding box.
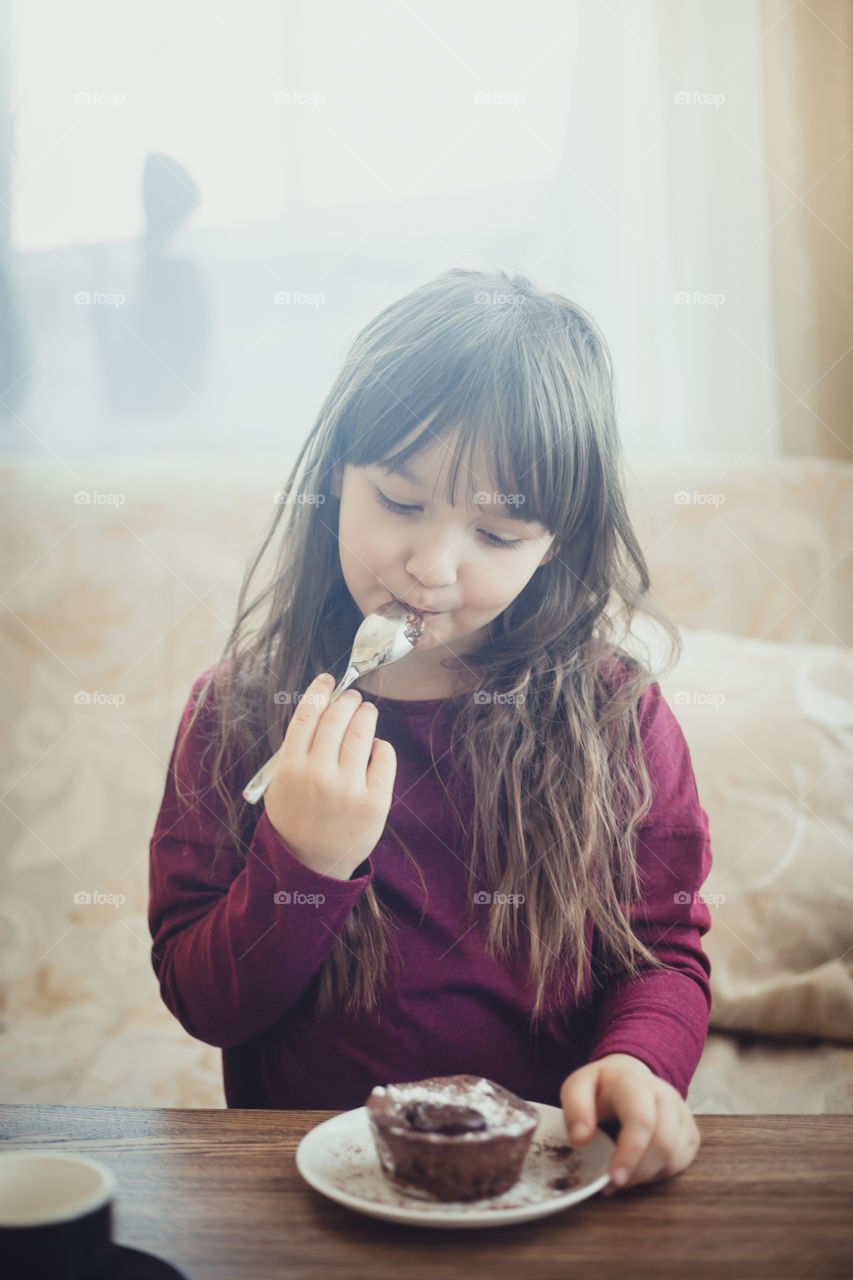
[529,0,778,461]
[3,0,779,462]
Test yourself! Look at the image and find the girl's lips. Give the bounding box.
[394,597,443,615]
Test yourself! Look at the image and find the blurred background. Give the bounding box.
[1,2,852,1110]
[1,0,850,461]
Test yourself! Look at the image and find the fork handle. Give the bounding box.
[242,664,364,804]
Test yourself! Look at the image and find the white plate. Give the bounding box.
[295,1101,614,1228]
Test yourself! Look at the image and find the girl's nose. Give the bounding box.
[405,532,460,588]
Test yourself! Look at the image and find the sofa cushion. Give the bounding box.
[629,619,853,1041]
[624,455,853,645]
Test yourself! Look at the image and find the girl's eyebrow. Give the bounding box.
[377,462,538,524]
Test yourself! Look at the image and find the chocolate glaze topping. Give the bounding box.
[403,1102,488,1136]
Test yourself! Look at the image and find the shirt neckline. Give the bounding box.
[358,689,463,713]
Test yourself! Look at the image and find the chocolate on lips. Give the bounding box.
[366,1074,539,1203]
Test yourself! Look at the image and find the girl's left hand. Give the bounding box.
[559,1052,701,1192]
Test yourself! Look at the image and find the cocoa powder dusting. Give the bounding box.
[318,1133,587,1214]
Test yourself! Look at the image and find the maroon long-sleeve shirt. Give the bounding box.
[148,667,713,1110]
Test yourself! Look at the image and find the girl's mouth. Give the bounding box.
[393,596,443,616]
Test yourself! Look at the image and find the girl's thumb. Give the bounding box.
[560,1068,597,1145]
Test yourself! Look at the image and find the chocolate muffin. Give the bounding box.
[365,1074,539,1202]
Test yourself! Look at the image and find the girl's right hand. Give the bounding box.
[263,674,397,880]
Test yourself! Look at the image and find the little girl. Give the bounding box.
[149,267,713,1195]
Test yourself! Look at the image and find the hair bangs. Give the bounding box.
[335,330,577,533]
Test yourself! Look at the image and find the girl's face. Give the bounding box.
[334,431,555,683]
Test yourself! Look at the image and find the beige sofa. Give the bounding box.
[2,451,852,1111]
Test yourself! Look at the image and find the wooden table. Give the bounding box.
[1,1106,851,1279]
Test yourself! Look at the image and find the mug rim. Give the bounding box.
[0,1151,116,1227]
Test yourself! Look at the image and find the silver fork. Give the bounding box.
[242,600,425,804]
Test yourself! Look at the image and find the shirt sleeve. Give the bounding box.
[148,670,374,1050]
[586,680,714,1099]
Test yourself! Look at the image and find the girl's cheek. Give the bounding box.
[339,514,384,563]
[470,570,518,610]
[341,537,397,593]
[361,534,396,571]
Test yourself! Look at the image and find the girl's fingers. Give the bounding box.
[630,1105,699,1186]
[605,1088,658,1187]
[366,737,397,797]
[279,674,335,758]
[559,1068,599,1145]
[337,700,380,780]
[310,688,368,769]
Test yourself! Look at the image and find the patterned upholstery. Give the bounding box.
[2,452,851,1110]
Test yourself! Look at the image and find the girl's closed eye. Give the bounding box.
[373,488,524,549]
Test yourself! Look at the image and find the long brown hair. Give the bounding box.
[173,267,683,1028]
